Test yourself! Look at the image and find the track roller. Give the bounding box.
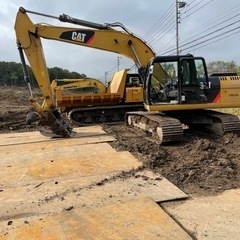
[126,111,183,144]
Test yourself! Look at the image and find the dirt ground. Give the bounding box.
[1,86,240,197]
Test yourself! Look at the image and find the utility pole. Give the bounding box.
[176,1,187,55]
[104,72,108,86]
[117,56,122,71]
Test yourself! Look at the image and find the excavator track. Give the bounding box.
[125,110,240,144]
[126,111,183,144]
[193,110,240,136]
[68,104,145,126]
[167,110,240,136]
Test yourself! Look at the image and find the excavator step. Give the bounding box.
[126,111,183,144]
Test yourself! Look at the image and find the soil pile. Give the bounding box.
[104,124,240,195]
[0,87,39,133]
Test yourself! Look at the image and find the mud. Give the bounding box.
[0,87,39,133]
[1,87,240,196]
[103,124,240,196]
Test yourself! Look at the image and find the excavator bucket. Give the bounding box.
[37,110,72,138]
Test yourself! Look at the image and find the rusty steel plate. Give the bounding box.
[0,197,192,240]
[0,126,189,239]
[0,126,114,146]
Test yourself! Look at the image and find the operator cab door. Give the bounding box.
[145,56,208,106]
[180,57,208,104]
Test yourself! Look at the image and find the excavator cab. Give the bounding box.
[144,55,209,109]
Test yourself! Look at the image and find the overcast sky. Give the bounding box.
[1,0,240,81]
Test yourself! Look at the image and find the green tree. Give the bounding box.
[48,67,86,81]
[207,60,240,75]
[0,61,87,86]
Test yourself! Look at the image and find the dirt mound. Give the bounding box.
[0,87,39,133]
[103,124,240,196]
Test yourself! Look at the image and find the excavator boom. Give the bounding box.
[16,7,155,70]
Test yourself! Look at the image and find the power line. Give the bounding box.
[181,26,240,52]
[186,28,240,52]
[181,0,214,20]
[145,13,176,45]
[186,0,198,6]
[158,14,240,54]
[157,34,176,54]
[180,2,240,41]
[178,18,240,52]
[143,2,176,46]
[143,1,175,39]
[181,14,240,46]
[158,1,240,55]
[160,24,240,55]
[146,0,215,55]
[149,19,176,46]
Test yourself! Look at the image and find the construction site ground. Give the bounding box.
[0,86,240,239]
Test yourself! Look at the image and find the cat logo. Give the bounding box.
[60,30,95,44]
[71,32,87,42]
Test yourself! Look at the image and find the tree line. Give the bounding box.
[0,61,86,87]
[0,60,239,87]
[207,60,240,75]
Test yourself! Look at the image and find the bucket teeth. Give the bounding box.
[38,110,72,138]
[26,111,40,124]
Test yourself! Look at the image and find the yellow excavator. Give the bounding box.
[51,78,107,95]
[15,7,240,142]
[126,55,240,143]
[51,70,144,125]
[14,7,155,137]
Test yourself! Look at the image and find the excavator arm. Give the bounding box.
[51,78,107,94]
[15,23,53,111]
[15,9,74,137]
